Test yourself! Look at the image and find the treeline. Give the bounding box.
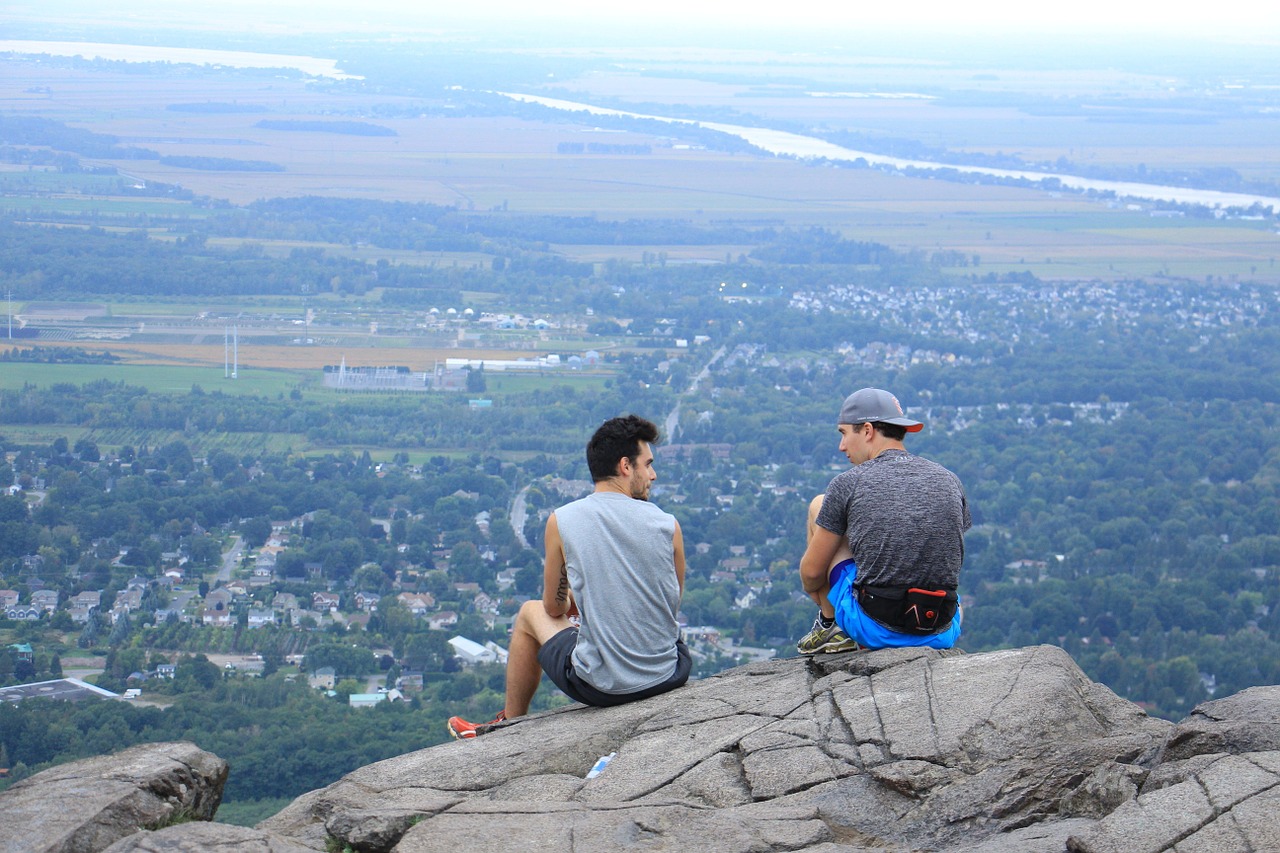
[0,220,387,298]
[159,155,284,172]
[254,120,396,137]
[557,142,652,155]
[167,103,269,114]
[0,378,674,455]
[0,347,119,364]
[0,115,157,161]
[231,196,770,248]
[0,205,923,304]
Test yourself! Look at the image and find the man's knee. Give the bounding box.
[517,599,571,644]
[513,599,541,633]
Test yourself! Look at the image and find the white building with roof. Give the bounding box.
[448,635,505,666]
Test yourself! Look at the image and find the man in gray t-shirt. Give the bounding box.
[448,414,690,738]
[797,388,971,654]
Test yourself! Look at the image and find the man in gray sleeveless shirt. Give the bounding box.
[796,388,971,655]
[448,414,690,738]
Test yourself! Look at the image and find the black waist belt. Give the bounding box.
[856,584,958,635]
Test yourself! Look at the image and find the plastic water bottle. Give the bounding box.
[585,752,616,779]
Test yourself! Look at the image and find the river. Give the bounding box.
[498,92,1280,214]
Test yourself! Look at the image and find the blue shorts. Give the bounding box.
[830,559,962,650]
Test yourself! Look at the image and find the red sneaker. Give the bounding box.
[447,710,506,739]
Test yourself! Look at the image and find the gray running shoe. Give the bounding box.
[796,613,859,654]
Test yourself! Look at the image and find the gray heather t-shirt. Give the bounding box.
[553,492,681,694]
[815,449,971,589]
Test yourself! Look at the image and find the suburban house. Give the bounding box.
[271,592,299,613]
[312,592,340,612]
[397,592,435,615]
[246,608,277,628]
[290,609,323,627]
[31,590,59,613]
[309,666,336,690]
[428,611,458,631]
[204,588,233,611]
[69,590,103,624]
[202,608,233,627]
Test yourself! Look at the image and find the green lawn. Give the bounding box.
[0,362,309,396]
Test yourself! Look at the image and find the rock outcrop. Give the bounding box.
[7,645,1280,853]
[0,741,226,853]
[256,644,1170,853]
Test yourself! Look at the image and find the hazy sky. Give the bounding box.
[49,0,1280,41]
[395,0,1278,37]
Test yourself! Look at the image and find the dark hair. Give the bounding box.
[586,414,659,481]
[871,422,908,441]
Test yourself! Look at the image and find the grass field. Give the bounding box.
[0,361,310,394]
[0,349,618,394]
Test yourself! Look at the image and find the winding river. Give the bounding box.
[499,92,1280,214]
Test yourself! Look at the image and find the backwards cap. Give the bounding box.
[838,388,923,432]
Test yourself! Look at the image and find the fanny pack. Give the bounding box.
[856,584,958,635]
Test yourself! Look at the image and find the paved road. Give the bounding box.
[216,535,243,584]
[510,486,531,549]
[663,345,726,442]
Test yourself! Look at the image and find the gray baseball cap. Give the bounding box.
[838,388,923,432]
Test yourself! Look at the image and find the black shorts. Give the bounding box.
[536,627,691,708]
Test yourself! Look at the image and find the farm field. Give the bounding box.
[4,45,1279,283]
[0,338,588,371]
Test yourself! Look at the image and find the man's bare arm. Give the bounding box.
[673,520,687,598]
[542,513,570,618]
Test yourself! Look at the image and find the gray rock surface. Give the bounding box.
[10,647,1280,853]
[258,645,1172,852]
[0,741,226,853]
[1156,685,1280,761]
[102,823,314,853]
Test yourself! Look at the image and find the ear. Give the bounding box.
[616,455,632,478]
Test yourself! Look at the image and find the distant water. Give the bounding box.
[0,40,360,80]
[500,92,1280,214]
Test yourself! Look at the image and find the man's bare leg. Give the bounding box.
[504,599,572,718]
[807,494,853,619]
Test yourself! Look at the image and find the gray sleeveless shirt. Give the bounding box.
[553,492,681,694]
